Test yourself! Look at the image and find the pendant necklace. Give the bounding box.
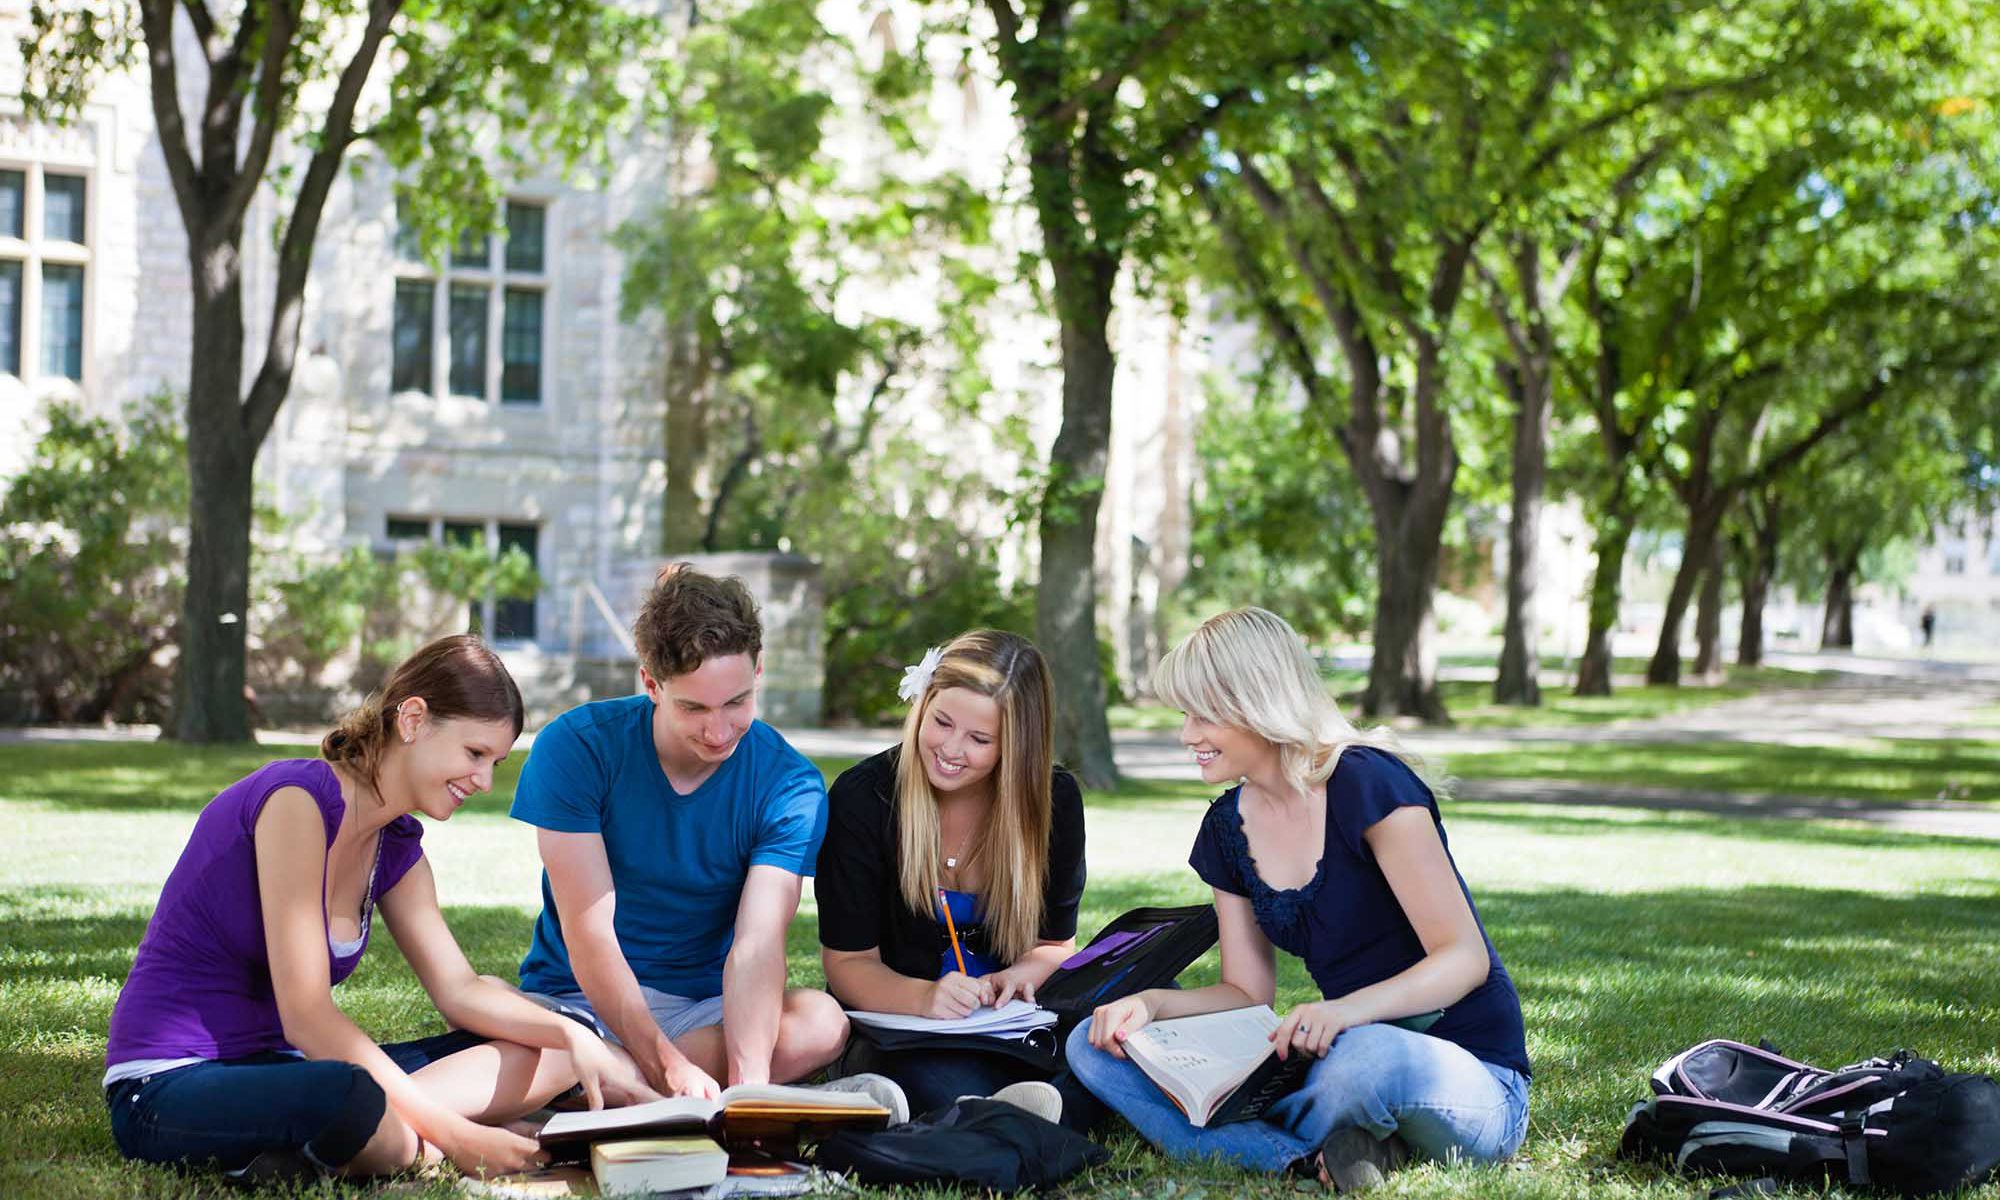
[943,822,974,871]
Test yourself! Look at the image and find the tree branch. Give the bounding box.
[244,0,401,446]
[136,0,200,222]
[1195,175,1356,458]
[222,0,298,228]
[1039,4,1202,126]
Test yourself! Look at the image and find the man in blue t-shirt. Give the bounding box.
[511,567,847,1098]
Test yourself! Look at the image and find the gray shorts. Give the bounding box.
[528,986,726,1045]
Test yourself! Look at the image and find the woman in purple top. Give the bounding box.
[104,635,649,1183]
[1067,609,1530,1192]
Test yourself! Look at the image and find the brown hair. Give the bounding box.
[321,634,526,790]
[894,630,1056,965]
[634,564,764,681]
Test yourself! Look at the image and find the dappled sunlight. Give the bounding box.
[1445,738,2000,805]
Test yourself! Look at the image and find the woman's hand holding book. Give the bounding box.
[1088,991,1158,1059]
[1269,999,1357,1061]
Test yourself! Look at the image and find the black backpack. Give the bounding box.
[814,1098,1109,1192]
[1620,1038,2000,1197]
[1037,903,1219,1028]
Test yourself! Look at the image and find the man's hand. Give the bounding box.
[635,1035,722,1100]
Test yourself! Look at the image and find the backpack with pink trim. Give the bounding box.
[1619,1039,2000,1197]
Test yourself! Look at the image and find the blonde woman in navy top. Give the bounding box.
[103,636,649,1183]
[1066,609,1529,1191]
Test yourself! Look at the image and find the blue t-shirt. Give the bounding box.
[1188,746,1530,1078]
[511,696,828,1000]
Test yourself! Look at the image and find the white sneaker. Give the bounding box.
[812,1072,909,1125]
[962,1080,1062,1124]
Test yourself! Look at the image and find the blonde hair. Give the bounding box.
[1151,607,1442,797]
[894,630,1054,965]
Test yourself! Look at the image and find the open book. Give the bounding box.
[845,999,1056,1039]
[539,1082,890,1156]
[1123,1005,1311,1128]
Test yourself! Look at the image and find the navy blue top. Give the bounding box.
[1188,746,1530,1077]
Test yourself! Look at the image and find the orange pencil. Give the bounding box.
[937,888,968,975]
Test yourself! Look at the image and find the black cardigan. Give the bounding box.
[815,746,1087,980]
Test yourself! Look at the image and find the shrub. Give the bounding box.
[0,394,185,722]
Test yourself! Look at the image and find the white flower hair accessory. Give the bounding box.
[897,646,946,703]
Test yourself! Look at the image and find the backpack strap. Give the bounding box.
[1839,1111,1870,1187]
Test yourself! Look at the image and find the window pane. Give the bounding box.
[501,288,542,404]
[505,203,545,272]
[452,228,491,269]
[448,284,488,398]
[443,521,486,633]
[44,174,87,243]
[494,523,539,641]
[42,263,84,380]
[393,198,423,262]
[386,516,431,541]
[392,281,434,393]
[0,260,19,376]
[0,171,22,238]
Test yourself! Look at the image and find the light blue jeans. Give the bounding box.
[1066,1018,1529,1172]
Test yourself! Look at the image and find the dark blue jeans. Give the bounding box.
[835,1033,1103,1133]
[105,1029,487,1174]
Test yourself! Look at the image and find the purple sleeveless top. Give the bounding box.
[104,759,425,1067]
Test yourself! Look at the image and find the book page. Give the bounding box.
[539,1094,718,1141]
[718,1082,885,1111]
[843,999,1055,1036]
[1126,1005,1281,1115]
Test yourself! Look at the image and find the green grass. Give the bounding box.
[1111,661,1823,734]
[1444,738,2000,805]
[5,742,1999,1198]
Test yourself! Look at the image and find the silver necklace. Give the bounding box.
[943,821,974,871]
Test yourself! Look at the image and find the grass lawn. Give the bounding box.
[4,741,1998,1198]
[1112,662,1823,734]
[1442,738,2000,805]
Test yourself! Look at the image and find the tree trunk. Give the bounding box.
[1821,552,1856,649]
[1646,503,1726,686]
[1575,506,1633,696]
[1493,361,1550,706]
[1736,499,1779,667]
[661,315,708,554]
[172,230,256,742]
[1362,485,1451,722]
[1035,314,1120,789]
[1692,534,1725,680]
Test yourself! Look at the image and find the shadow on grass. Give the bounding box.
[12,872,1999,1191]
[1445,800,2000,854]
[1446,738,2000,806]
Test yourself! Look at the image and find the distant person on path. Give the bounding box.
[816,630,1095,1128]
[511,567,856,1101]
[1921,605,1937,650]
[103,636,641,1183]
[1067,608,1530,1192]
